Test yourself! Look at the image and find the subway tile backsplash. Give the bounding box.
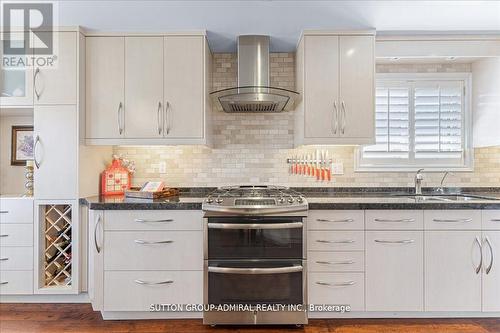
[113,54,500,188]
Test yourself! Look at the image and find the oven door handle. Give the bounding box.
[207,222,303,230]
[207,265,303,275]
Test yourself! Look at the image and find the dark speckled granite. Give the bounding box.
[81,187,500,210]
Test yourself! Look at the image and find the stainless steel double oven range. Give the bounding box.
[202,186,308,325]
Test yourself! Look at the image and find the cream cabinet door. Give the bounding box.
[86,37,125,139]
[34,32,77,105]
[303,35,339,138]
[366,231,423,311]
[338,35,375,140]
[483,231,500,312]
[425,231,482,311]
[164,36,204,139]
[124,37,164,138]
[34,105,78,199]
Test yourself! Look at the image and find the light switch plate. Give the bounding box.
[159,161,167,174]
[331,162,344,175]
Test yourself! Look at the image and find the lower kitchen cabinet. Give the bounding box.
[425,231,482,311]
[482,231,500,312]
[366,231,423,311]
[308,272,365,311]
[103,270,203,311]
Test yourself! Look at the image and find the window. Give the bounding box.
[357,73,472,171]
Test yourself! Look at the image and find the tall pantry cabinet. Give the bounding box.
[31,29,110,295]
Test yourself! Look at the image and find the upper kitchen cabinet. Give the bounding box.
[295,31,375,146]
[85,33,211,145]
[163,36,204,139]
[33,32,78,105]
[85,36,125,139]
[124,37,164,138]
[1,31,78,107]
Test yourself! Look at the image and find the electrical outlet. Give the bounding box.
[331,161,344,175]
[159,161,167,174]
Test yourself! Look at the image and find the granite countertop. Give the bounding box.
[81,187,500,210]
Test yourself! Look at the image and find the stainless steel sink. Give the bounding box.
[399,194,500,202]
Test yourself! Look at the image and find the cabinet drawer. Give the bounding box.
[308,252,364,272]
[482,211,500,230]
[0,199,33,224]
[308,272,364,311]
[0,270,33,295]
[0,224,33,246]
[104,231,202,270]
[104,210,203,231]
[366,210,423,230]
[103,270,202,311]
[308,231,364,251]
[0,247,33,270]
[308,210,364,230]
[424,210,481,230]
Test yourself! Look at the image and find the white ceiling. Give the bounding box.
[56,0,500,52]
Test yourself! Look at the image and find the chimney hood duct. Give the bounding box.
[210,35,299,113]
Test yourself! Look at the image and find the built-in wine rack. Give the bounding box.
[43,204,73,287]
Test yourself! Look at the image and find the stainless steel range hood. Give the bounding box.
[211,35,299,113]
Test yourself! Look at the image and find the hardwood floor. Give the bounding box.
[0,304,499,333]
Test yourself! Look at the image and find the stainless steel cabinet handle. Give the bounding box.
[474,236,482,274]
[34,68,41,100]
[208,265,303,275]
[433,218,472,223]
[374,239,414,244]
[0,281,8,285]
[316,281,355,287]
[316,239,355,244]
[485,237,494,275]
[94,214,102,254]
[333,101,338,134]
[374,218,415,223]
[134,279,173,285]
[134,239,173,245]
[0,234,9,237]
[490,219,500,222]
[33,135,41,169]
[157,102,163,135]
[165,101,171,135]
[0,211,8,214]
[316,260,354,265]
[340,101,346,135]
[118,102,124,135]
[316,218,354,223]
[134,218,174,223]
[0,258,8,261]
[207,222,303,230]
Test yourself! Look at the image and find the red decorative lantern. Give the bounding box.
[101,157,131,196]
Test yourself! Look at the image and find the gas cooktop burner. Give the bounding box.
[202,185,308,216]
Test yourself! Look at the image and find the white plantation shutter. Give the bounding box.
[359,74,471,171]
[414,81,463,159]
[364,83,410,159]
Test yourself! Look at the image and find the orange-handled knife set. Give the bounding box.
[287,150,332,182]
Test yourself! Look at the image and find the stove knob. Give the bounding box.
[206,197,213,203]
[297,197,304,203]
[215,197,224,204]
[278,197,285,204]
[287,197,294,203]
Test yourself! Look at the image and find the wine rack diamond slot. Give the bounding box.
[43,204,73,287]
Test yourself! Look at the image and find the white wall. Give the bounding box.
[472,58,500,148]
[0,114,33,195]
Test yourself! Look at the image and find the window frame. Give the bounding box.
[355,72,473,172]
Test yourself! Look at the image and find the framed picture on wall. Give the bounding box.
[11,126,34,166]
